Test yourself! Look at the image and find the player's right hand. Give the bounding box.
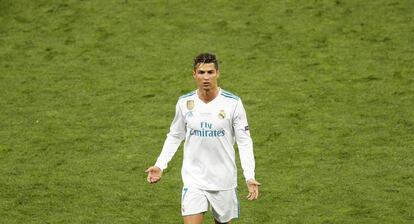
[145,166,162,184]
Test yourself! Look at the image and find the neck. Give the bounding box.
[198,87,219,103]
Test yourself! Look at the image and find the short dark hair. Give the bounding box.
[193,53,219,70]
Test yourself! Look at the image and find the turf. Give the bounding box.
[0,0,413,223]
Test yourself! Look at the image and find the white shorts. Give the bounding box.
[181,187,239,223]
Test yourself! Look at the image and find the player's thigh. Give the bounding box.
[206,188,239,223]
[183,213,204,224]
[181,187,208,217]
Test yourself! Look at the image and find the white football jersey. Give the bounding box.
[155,88,255,190]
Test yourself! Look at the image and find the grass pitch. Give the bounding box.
[0,0,413,223]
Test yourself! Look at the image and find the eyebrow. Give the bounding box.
[198,69,215,72]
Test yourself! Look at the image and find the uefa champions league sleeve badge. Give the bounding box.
[186,100,194,110]
[186,100,194,118]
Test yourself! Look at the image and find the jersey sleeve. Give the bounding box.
[154,102,186,170]
[233,99,256,181]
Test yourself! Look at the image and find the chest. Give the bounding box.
[183,101,233,130]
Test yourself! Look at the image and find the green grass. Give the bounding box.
[0,0,413,223]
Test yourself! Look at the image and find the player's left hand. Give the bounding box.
[246,179,261,201]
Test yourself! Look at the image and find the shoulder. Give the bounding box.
[177,90,196,108]
[220,89,240,101]
[179,90,196,99]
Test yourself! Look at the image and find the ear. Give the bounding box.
[217,69,220,78]
[192,69,196,78]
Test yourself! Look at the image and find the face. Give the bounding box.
[192,63,220,91]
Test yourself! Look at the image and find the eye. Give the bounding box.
[208,71,214,74]
[198,71,205,74]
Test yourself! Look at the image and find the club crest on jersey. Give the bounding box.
[186,100,194,110]
[218,109,226,119]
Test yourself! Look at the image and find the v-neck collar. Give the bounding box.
[196,88,221,105]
